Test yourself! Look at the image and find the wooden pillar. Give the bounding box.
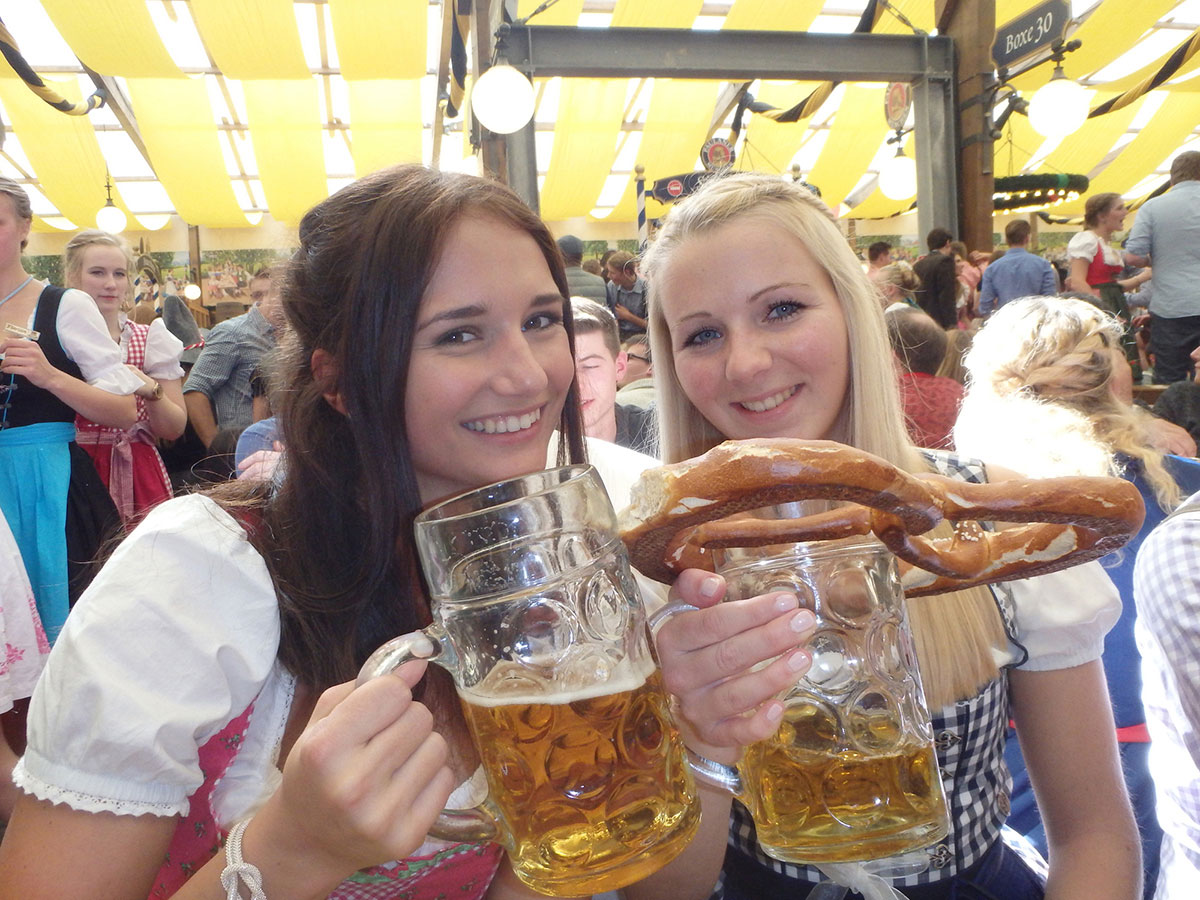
[937,0,996,254]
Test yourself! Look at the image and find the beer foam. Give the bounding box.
[460,653,656,707]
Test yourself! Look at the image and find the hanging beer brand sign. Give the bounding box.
[884,82,912,132]
[700,137,735,171]
[992,0,1070,69]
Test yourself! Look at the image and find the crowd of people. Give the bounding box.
[0,157,1197,900]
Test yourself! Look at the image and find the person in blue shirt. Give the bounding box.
[1124,150,1200,384]
[977,220,1057,317]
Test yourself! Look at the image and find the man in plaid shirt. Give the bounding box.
[1134,491,1200,899]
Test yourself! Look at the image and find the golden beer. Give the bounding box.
[740,702,948,864]
[459,661,700,897]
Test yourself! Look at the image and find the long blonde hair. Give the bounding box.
[956,295,1181,511]
[642,172,1005,708]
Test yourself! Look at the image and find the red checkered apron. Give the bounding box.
[76,320,172,524]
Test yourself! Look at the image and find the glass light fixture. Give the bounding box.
[183,283,202,301]
[1028,64,1089,139]
[471,64,536,134]
[879,147,917,200]
[96,173,127,233]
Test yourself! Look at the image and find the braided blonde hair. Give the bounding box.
[956,295,1181,511]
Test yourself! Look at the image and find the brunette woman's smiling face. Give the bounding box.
[404,215,573,504]
[656,217,852,443]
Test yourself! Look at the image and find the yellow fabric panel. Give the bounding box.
[329,0,426,80]
[189,0,308,80]
[805,85,890,209]
[604,81,722,221]
[742,81,824,174]
[1039,94,1142,176]
[1101,28,1200,93]
[850,193,913,219]
[1010,1,1178,91]
[347,81,424,176]
[242,81,327,226]
[539,79,628,221]
[39,0,180,77]
[611,0,703,28]
[1054,92,1200,215]
[125,78,248,227]
[517,0,584,25]
[724,0,823,30]
[0,76,132,228]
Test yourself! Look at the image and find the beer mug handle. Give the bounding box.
[647,602,747,795]
[356,630,502,845]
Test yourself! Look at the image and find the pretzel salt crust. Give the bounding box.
[618,439,1145,596]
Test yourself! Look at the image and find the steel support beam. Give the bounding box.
[504,25,954,82]
[500,25,957,232]
[506,122,539,216]
[912,64,960,239]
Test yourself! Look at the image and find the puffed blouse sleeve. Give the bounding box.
[1066,230,1101,263]
[141,317,186,381]
[13,494,281,817]
[1003,560,1121,671]
[55,288,143,394]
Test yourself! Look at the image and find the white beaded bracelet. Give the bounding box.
[221,817,268,900]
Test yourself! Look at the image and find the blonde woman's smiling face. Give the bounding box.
[656,218,852,443]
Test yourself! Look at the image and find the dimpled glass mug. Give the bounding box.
[701,530,949,867]
[358,465,700,897]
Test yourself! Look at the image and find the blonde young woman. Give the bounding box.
[875,260,922,312]
[65,230,186,524]
[955,296,1200,898]
[635,173,1140,899]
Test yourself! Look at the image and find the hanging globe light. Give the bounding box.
[1028,64,1089,139]
[471,64,536,135]
[95,173,127,233]
[879,147,917,200]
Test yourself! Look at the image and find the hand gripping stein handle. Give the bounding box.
[647,601,744,794]
[356,629,500,844]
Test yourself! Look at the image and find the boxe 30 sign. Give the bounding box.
[992,0,1070,70]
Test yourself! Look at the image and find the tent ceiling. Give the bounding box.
[0,0,1197,232]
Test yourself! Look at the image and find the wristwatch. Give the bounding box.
[145,380,163,402]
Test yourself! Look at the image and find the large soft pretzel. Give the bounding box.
[618,439,1145,596]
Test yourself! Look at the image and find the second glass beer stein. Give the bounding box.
[359,465,700,897]
[707,531,950,866]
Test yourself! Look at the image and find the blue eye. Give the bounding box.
[767,301,802,320]
[683,327,721,348]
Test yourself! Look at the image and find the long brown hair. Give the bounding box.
[217,165,587,691]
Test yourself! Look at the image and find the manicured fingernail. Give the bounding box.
[765,701,785,722]
[700,576,722,598]
[774,592,799,612]
[790,610,815,632]
[787,650,811,672]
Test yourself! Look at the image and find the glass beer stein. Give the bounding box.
[359,465,700,898]
[705,532,949,867]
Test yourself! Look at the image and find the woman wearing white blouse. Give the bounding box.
[64,230,186,524]
[0,180,140,820]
